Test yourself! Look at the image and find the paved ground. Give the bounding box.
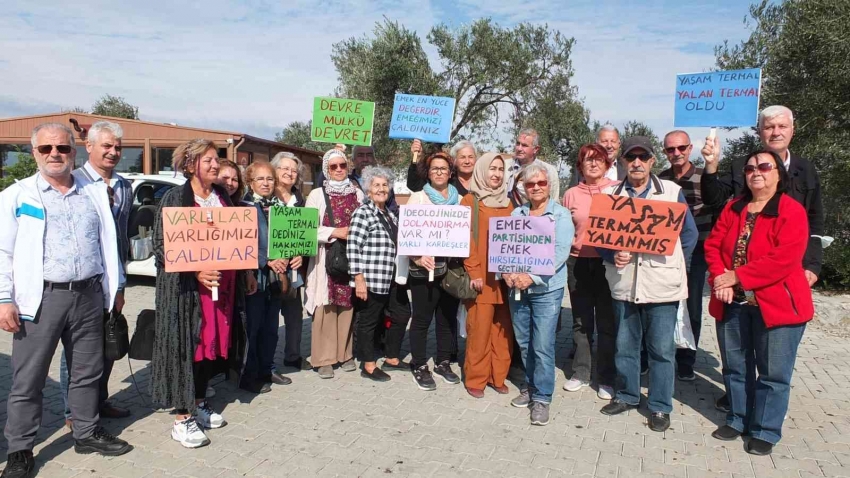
[1,278,850,477]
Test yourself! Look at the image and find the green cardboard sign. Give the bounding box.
[311,96,375,146]
[268,206,319,259]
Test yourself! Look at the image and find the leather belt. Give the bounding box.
[44,274,102,291]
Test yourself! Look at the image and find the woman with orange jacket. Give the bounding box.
[461,152,515,398]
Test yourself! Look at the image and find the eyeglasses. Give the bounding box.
[624,152,653,162]
[328,163,348,171]
[252,177,275,183]
[429,167,450,175]
[743,162,776,175]
[36,144,73,154]
[663,145,691,154]
[583,156,606,164]
[524,180,549,189]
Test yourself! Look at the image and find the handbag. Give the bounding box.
[129,309,156,361]
[323,190,350,282]
[440,196,479,300]
[104,310,130,361]
[674,299,697,350]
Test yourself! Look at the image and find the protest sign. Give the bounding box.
[389,93,456,144]
[311,97,375,146]
[583,195,688,256]
[268,206,319,260]
[162,207,258,273]
[488,217,556,275]
[398,205,471,257]
[674,68,762,127]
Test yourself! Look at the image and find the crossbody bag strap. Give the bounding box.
[375,207,397,246]
[323,189,336,227]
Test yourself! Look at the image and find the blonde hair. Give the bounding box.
[172,139,217,179]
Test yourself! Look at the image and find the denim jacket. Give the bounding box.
[511,199,574,294]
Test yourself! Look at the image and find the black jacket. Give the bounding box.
[405,162,470,196]
[700,153,824,275]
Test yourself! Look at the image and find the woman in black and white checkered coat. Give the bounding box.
[347,166,411,382]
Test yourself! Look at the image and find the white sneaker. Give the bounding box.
[172,417,210,448]
[563,377,589,392]
[205,385,216,398]
[195,401,226,429]
[597,385,614,400]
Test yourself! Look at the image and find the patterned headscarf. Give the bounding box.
[322,149,357,196]
[469,152,510,208]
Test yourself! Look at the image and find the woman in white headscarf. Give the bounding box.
[304,149,364,379]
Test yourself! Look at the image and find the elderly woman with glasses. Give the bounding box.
[506,162,574,427]
[347,165,411,382]
[304,149,364,379]
[704,150,814,455]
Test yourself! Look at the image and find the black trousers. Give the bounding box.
[567,256,617,385]
[355,285,410,363]
[175,359,224,413]
[408,277,458,367]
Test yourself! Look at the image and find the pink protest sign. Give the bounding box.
[487,216,556,275]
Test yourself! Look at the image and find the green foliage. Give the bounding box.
[91,94,139,120]
[274,121,325,152]
[715,0,850,288]
[62,106,89,114]
[0,148,37,191]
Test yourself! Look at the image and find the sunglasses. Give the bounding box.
[328,163,348,171]
[36,144,73,154]
[663,145,691,154]
[524,180,549,189]
[624,152,653,162]
[743,162,776,175]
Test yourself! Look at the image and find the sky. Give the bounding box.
[0,0,756,152]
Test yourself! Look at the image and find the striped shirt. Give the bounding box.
[659,163,717,241]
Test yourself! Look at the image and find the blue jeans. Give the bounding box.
[510,288,564,404]
[245,287,282,380]
[717,303,805,444]
[676,242,708,372]
[613,300,678,413]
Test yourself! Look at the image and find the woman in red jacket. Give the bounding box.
[704,150,814,456]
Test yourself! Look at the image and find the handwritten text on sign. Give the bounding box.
[311,97,375,146]
[488,217,556,275]
[584,195,688,256]
[674,68,762,127]
[389,94,456,144]
[268,206,319,260]
[162,207,259,272]
[397,205,471,257]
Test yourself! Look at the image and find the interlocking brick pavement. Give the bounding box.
[1,278,849,477]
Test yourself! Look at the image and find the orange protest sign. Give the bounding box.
[584,195,688,256]
[162,207,259,272]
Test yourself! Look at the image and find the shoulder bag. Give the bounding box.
[323,190,351,282]
[440,196,479,300]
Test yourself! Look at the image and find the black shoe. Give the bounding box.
[600,399,638,416]
[677,369,696,382]
[648,412,671,432]
[74,426,133,456]
[715,394,731,413]
[100,402,131,419]
[1,451,34,478]
[381,360,411,371]
[240,378,272,394]
[746,438,774,456]
[361,367,391,382]
[412,364,437,391]
[711,425,742,441]
[263,373,292,386]
[433,360,461,384]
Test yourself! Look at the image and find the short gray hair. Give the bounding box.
[519,162,551,186]
[360,165,395,191]
[597,124,620,138]
[87,121,124,145]
[759,105,794,128]
[31,123,75,148]
[449,140,477,159]
[517,128,540,147]
[271,151,304,176]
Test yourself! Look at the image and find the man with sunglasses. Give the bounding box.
[56,121,134,429]
[658,130,719,383]
[0,123,132,477]
[700,105,824,413]
[596,137,698,433]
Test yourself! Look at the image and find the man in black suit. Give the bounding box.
[700,104,824,411]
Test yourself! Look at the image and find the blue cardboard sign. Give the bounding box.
[674,68,762,127]
[389,93,456,144]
